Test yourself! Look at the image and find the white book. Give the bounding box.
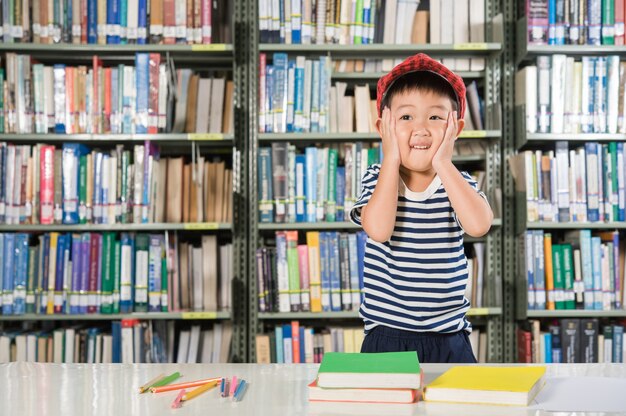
[303,59,313,132]
[429,0,441,44]
[219,244,231,311]
[329,86,338,133]
[220,323,232,363]
[381,0,397,71]
[465,258,474,302]
[0,336,10,363]
[158,64,168,130]
[394,0,407,44]
[175,0,186,40]
[469,0,485,71]
[108,155,117,224]
[209,77,225,133]
[581,57,593,133]
[202,235,218,311]
[304,328,314,363]
[101,334,112,363]
[26,334,37,362]
[187,325,201,363]
[195,78,212,133]
[440,0,455,69]
[127,0,139,40]
[121,323,134,364]
[555,141,570,222]
[607,56,620,134]
[453,0,470,71]
[200,329,213,363]
[537,56,551,133]
[316,0,326,43]
[64,328,75,364]
[133,324,142,363]
[550,55,566,133]
[15,335,26,362]
[563,58,575,133]
[211,324,223,363]
[192,247,203,311]
[594,57,607,133]
[354,85,371,133]
[95,334,103,364]
[176,330,190,364]
[474,243,485,308]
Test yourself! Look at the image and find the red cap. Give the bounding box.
[376,53,466,119]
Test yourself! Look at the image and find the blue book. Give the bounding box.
[320,232,331,312]
[148,235,163,312]
[548,0,556,44]
[54,235,67,314]
[93,152,103,224]
[54,65,67,133]
[533,230,547,310]
[12,234,28,315]
[544,333,553,363]
[291,1,302,43]
[111,68,120,134]
[336,167,345,222]
[87,0,98,43]
[135,54,150,134]
[579,230,594,309]
[328,232,342,312]
[272,53,288,133]
[39,235,50,314]
[282,324,293,363]
[112,321,122,363]
[286,60,296,132]
[362,1,371,44]
[310,60,320,133]
[62,144,89,224]
[591,236,603,310]
[3,234,14,315]
[614,325,624,363]
[299,326,305,363]
[120,0,128,44]
[295,154,307,222]
[142,142,158,223]
[525,231,535,309]
[356,231,367,302]
[305,147,317,222]
[348,233,360,309]
[294,57,305,132]
[137,0,148,44]
[275,325,284,364]
[107,0,121,44]
[278,0,285,43]
[265,65,274,133]
[70,234,82,314]
[585,142,600,222]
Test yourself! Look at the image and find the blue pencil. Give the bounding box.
[233,379,247,402]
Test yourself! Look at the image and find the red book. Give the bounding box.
[291,321,301,364]
[81,0,88,43]
[104,68,112,133]
[87,233,100,313]
[616,0,625,45]
[92,56,103,133]
[148,53,161,133]
[163,0,176,44]
[201,0,211,43]
[517,328,533,363]
[40,145,55,224]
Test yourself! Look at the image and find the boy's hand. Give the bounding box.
[432,111,458,172]
[379,107,401,167]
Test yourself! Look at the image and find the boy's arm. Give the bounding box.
[433,111,493,237]
[361,108,401,243]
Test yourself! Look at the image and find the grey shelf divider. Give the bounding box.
[258,308,502,320]
[0,133,235,145]
[527,310,626,318]
[248,1,506,363]
[0,312,232,321]
[0,223,232,232]
[332,71,485,80]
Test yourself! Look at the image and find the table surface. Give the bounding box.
[1,362,626,416]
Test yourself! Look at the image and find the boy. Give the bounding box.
[349,53,493,363]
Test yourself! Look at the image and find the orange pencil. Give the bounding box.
[150,377,222,393]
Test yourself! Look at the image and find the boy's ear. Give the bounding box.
[456,118,465,139]
[375,117,383,137]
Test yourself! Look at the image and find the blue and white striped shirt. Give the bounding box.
[349,164,487,334]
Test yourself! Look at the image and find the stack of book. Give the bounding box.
[308,351,422,404]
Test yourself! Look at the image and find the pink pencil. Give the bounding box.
[229,376,238,397]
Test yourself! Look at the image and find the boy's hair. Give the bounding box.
[380,71,459,114]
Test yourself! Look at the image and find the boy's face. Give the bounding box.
[382,88,461,173]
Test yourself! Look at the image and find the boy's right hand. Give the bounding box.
[378,107,401,167]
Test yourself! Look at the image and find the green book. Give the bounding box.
[0,68,4,133]
[100,232,114,314]
[112,240,121,314]
[286,231,301,311]
[317,352,421,389]
[161,256,168,312]
[26,246,38,314]
[552,244,565,310]
[562,244,575,310]
[79,155,87,224]
[326,149,337,222]
[610,142,618,220]
[134,234,150,312]
[602,0,615,45]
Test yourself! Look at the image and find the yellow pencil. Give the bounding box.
[138,373,166,394]
[181,380,219,401]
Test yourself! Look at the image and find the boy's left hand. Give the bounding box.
[432,111,458,172]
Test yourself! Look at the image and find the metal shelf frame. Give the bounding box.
[248,0,505,363]
[0,312,232,321]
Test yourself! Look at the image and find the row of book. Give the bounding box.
[0,320,232,364]
[521,229,625,311]
[526,0,626,45]
[513,143,626,224]
[259,0,487,69]
[255,322,489,364]
[518,319,626,364]
[0,0,232,45]
[2,53,234,134]
[0,143,233,225]
[517,55,626,134]
[0,232,233,316]
[255,323,364,364]
[257,142,487,224]
[259,53,485,134]
[256,231,367,314]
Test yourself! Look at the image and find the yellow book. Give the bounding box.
[306,232,322,313]
[425,366,547,406]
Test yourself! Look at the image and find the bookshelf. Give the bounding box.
[510,5,626,364]
[0,0,249,364]
[248,0,506,363]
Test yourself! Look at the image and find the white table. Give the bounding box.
[1,362,626,415]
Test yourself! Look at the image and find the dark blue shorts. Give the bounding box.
[360,325,477,363]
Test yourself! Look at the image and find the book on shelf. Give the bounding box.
[0,0,232,45]
[0,319,233,364]
[517,55,626,135]
[0,142,233,225]
[2,53,234,135]
[0,231,233,316]
[255,322,365,364]
[520,229,625,312]
[525,0,625,46]
[518,318,625,364]
[256,230,367,313]
[259,53,487,134]
[510,141,626,225]
[316,351,422,389]
[424,366,546,406]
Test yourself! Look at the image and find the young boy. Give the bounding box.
[349,53,493,363]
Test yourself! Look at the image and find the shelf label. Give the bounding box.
[459,130,487,138]
[468,308,490,315]
[188,133,224,141]
[182,312,218,319]
[191,44,228,52]
[453,42,489,50]
[183,222,220,230]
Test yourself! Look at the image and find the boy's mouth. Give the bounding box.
[411,144,431,150]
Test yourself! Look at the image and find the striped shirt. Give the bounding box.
[349,164,487,334]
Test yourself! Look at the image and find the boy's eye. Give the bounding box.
[400,115,412,120]
[430,115,445,120]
